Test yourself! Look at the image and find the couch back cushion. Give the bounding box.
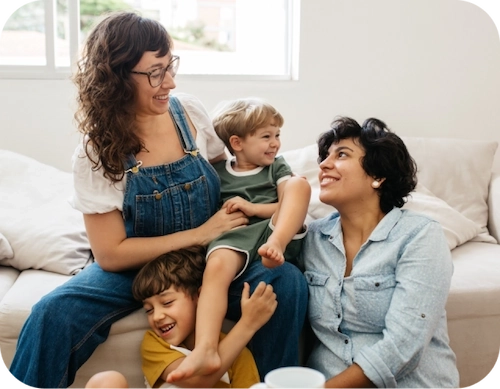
[401,137,498,243]
[280,137,498,248]
[0,150,92,275]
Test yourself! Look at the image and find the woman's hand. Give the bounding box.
[197,207,248,245]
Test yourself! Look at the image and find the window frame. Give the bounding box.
[0,0,300,81]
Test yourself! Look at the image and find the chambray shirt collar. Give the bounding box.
[319,207,402,244]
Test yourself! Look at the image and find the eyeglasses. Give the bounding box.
[131,55,180,87]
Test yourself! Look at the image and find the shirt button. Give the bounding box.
[375,282,380,287]
[345,339,349,344]
[337,314,341,319]
[184,183,191,190]
[154,190,162,200]
[421,313,426,318]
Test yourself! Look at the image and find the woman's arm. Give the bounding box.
[84,208,248,272]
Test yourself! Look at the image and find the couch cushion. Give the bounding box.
[0,270,71,341]
[0,266,19,302]
[0,233,13,261]
[402,184,481,250]
[446,242,500,320]
[0,150,92,275]
[401,137,498,244]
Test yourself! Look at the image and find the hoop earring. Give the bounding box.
[371,180,381,189]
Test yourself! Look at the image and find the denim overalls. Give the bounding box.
[122,95,220,238]
[10,96,222,387]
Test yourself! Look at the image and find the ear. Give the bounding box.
[229,135,244,152]
[371,177,386,188]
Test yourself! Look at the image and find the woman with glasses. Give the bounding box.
[9,11,307,388]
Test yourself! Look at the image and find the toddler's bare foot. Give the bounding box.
[258,241,285,268]
[166,347,221,383]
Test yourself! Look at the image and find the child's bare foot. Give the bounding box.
[166,347,221,383]
[258,240,285,268]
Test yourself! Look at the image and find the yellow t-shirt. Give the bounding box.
[141,330,260,388]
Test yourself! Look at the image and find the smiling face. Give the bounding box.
[233,120,281,170]
[318,138,377,211]
[130,50,176,117]
[143,286,198,349]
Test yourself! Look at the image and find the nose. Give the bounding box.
[161,72,176,89]
[319,155,333,170]
[153,308,166,323]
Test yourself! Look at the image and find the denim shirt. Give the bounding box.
[299,208,459,388]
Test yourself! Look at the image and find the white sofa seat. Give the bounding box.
[446,242,500,386]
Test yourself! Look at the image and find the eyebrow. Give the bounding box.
[147,56,174,71]
[333,145,354,153]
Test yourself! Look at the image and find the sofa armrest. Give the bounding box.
[488,172,500,242]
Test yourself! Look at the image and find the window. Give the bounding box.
[0,0,299,80]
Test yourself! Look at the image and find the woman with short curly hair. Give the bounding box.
[300,116,459,388]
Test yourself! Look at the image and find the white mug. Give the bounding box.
[250,366,326,388]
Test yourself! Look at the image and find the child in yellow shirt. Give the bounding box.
[86,245,276,388]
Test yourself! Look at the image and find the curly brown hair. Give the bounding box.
[73,11,172,182]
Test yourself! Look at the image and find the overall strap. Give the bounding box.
[169,95,199,155]
[123,154,142,173]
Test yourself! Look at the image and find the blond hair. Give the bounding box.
[212,98,284,154]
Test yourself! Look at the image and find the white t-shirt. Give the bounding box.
[70,93,225,214]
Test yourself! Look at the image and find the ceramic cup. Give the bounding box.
[250,366,326,388]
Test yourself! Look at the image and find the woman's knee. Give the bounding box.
[272,263,307,299]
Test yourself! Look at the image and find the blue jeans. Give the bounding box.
[227,260,308,380]
[10,260,307,387]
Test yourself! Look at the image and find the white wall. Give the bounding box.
[1,0,500,173]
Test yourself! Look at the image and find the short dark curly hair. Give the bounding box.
[317,116,417,214]
[132,245,207,302]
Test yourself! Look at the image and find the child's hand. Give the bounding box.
[240,282,277,332]
[222,196,256,217]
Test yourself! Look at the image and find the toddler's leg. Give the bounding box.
[167,248,245,383]
[259,177,311,268]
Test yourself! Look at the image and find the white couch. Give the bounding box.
[1,137,499,388]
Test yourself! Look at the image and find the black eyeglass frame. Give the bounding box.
[130,55,180,87]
